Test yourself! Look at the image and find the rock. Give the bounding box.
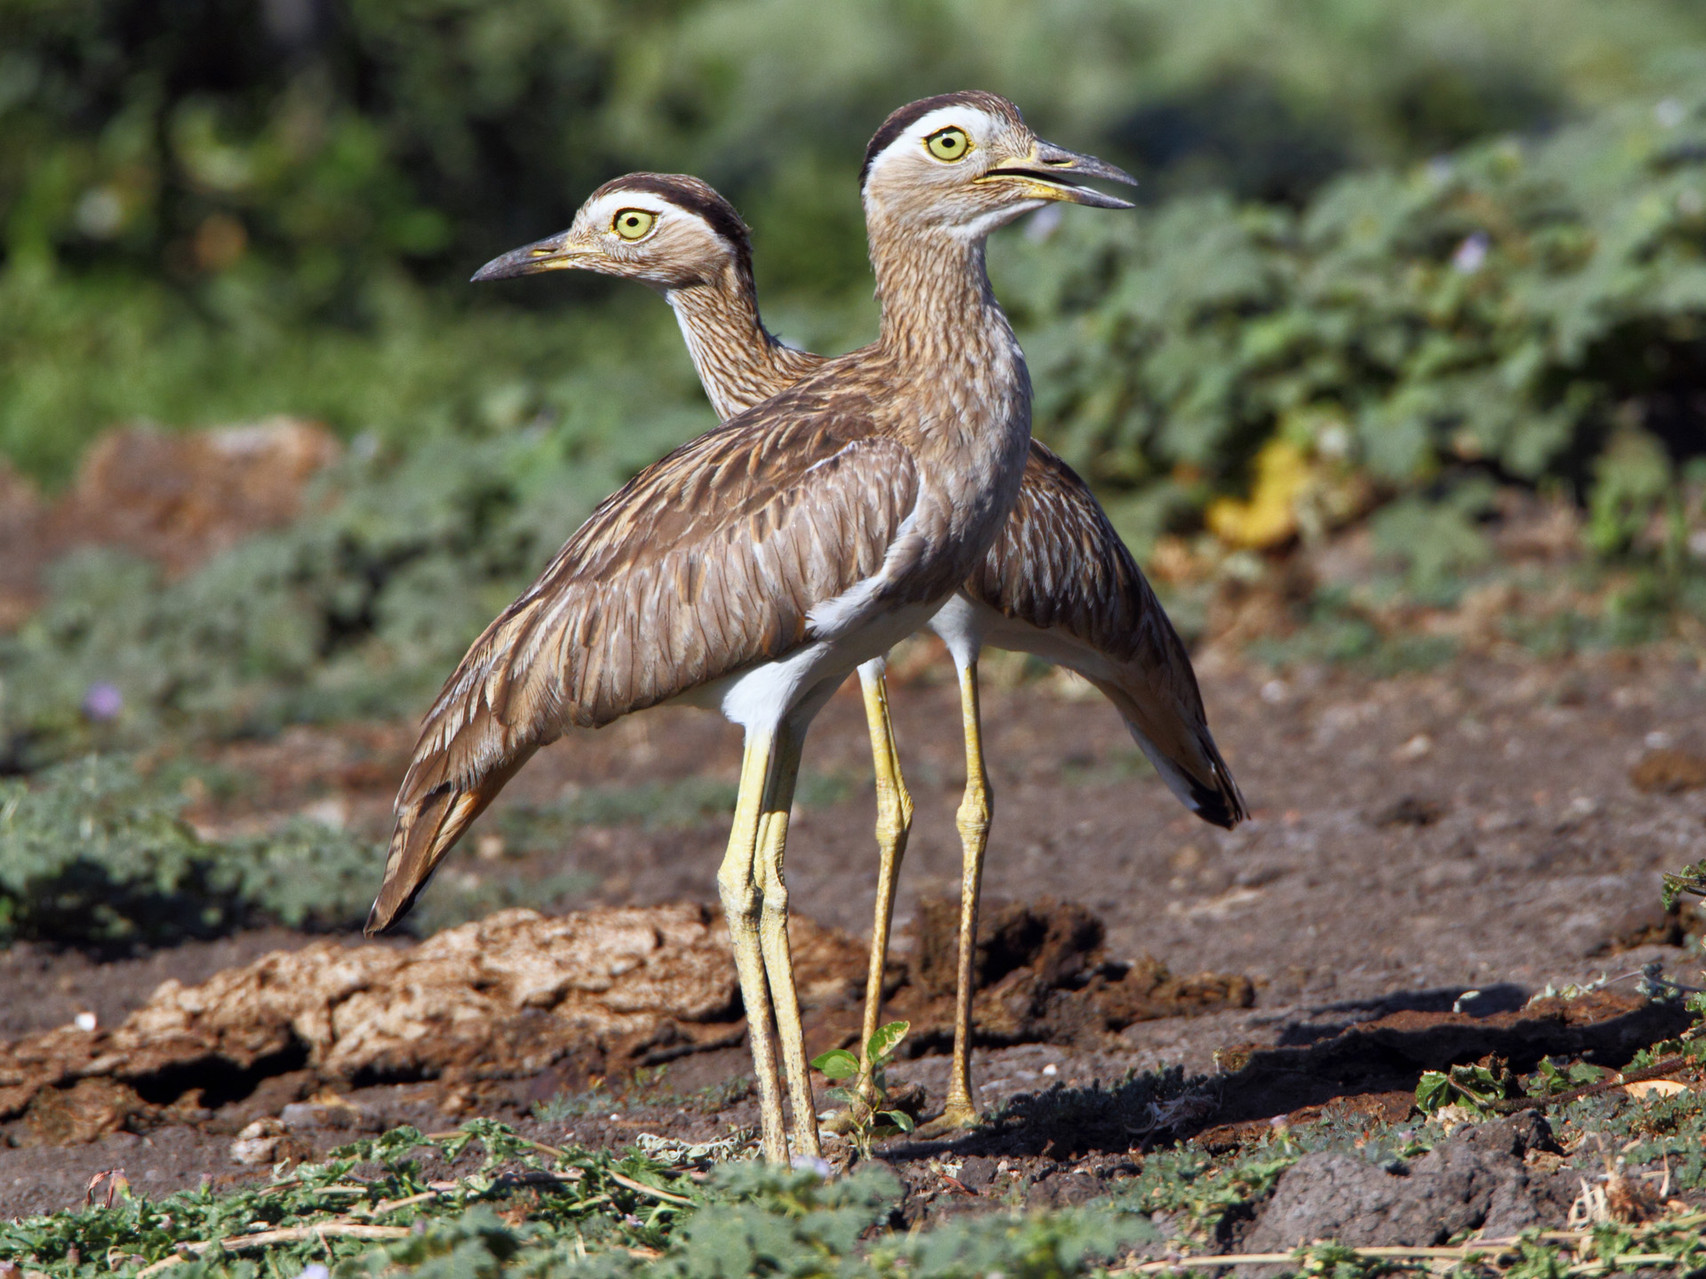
[231,1117,287,1165]
[1243,1112,1570,1255]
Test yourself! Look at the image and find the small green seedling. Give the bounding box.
[813,1020,914,1160]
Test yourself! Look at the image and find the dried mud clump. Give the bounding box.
[0,898,1247,1147]
[1631,748,1706,795]
[0,906,866,1143]
[0,419,339,622]
[899,897,1253,1053]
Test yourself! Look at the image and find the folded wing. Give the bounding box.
[369,401,921,932]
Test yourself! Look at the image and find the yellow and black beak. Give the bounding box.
[471,229,585,282]
[979,139,1137,209]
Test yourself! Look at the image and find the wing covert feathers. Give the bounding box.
[970,442,1248,828]
[368,403,921,932]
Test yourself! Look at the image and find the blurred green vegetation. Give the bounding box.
[5,0,1706,478]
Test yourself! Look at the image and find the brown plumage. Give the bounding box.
[478,171,1245,826]
[371,92,1138,1162]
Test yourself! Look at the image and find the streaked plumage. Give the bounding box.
[370,92,1138,1161]
[474,167,1244,1132]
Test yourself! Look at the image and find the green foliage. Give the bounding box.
[813,1019,915,1160]
[1662,858,1706,912]
[1001,93,1706,554]
[1119,1143,1298,1241]
[1529,1057,1606,1097]
[4,0,1706,482]
[0,753,375,944]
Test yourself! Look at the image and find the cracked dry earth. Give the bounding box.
[3,642,1705,1226]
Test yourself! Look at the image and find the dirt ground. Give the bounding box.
[4,636,1705,1226]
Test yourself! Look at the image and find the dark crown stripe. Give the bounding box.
[860,91,1023,187]
[593,172,754,275]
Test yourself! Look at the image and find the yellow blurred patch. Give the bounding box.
[1206,439,1311,550]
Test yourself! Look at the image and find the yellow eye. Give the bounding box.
[925,126,971,162]
[611,209,656,241]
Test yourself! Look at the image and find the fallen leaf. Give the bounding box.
[1622,1079,1688,1099]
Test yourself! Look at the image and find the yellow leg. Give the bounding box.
[754,721,823,1161]
[926,658,990,1134]
[856,662,912,1091]
[717,729,788,1164]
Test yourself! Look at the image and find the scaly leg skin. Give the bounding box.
[856,660,913,1092]
[822,661,914,1138]
[916,658,990,1138]
[717,729,789,1164]
[754,721,824,1163]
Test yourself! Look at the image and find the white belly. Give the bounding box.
[673,597,941,735]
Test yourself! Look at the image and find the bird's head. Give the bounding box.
[471,173,751,292]
[860,91,1135,237]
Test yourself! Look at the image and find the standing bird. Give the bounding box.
[366,92,1137,1162]
[472,172,1247,1134]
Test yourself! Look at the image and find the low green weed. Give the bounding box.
[0,753,374,944]
[0,1121,1160,1278]
[0,753,562,946]
[1413,1061,1523,1117]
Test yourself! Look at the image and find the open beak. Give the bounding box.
[471,230,586,282]
[978,139,1137,209]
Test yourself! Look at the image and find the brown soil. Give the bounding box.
[2,639,1704,1222]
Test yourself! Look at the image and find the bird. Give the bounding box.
[471,171,1247,1134]
[366,92,1138,1163]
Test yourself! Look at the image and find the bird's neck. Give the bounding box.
[666,263,807,420]
[868,215,1014,370]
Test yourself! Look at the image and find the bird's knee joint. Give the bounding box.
[717,868,759,915]
[956,790,991,833]
[874,785,914,845]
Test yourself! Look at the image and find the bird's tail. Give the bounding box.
[365,746,537,935]
[1088,676,1248,830]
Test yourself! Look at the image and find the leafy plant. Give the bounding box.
[1000,92,1706,562]
[812,1019,915,1160]
[1414,1060,1522,1116]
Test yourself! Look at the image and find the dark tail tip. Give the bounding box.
[1191,751,1249,830]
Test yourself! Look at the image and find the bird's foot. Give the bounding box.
[911,1101,981,1141]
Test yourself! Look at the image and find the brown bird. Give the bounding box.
[367,92,1136,1162]
[472,171,1246,1133]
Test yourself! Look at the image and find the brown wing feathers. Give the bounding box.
[968,443,1248,828]
[367,401,920,934]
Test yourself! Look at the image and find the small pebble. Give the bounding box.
[74,1011,97,1032]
